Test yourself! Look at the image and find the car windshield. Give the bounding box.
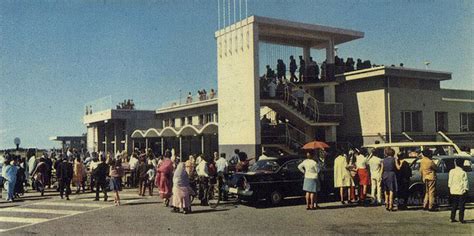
[249,160,280,172]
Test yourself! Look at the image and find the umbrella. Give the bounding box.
[302,140,329,150]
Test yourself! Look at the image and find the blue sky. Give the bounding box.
[0,0,472,149]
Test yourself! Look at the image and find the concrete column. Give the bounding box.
[145,138,149,150]
[201,135,205,154]
[113,122,117,155]
[132,139,135,151]
[325,126,337,143]
[323,85,336,102]
[161,137,164,155]
[179,136,182,158]
[104,123,108,152]
[325,38,335,80]
[303,46,311,63]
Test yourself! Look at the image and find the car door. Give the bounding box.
[279,159,303,197]
[436,159,450,198]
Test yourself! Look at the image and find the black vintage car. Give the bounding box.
[227,155,335,205]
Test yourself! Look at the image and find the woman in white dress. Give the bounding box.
[334,150,354,204]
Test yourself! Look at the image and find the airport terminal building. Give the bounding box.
[83,16,474,159]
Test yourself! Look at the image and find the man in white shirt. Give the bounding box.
[129,154,139,188]
[215,152,229,201]
[448,158,469,223]
[368,150,383,205]
[196,158,209,206]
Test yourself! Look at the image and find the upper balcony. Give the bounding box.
[156,93,218,114]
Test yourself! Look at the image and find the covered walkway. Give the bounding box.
[131,122,218,158]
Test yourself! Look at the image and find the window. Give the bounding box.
[460,112,474,132]
[187,116,192,125]
[170,119,175,128]
[206,113,214,123]
[198,115,204,125]
[180,117,186,127]
[401,111,423,132]
[435,112,448,132]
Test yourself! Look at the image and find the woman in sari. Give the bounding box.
[31,157,48,196]
[155,151,174,206]
[171,158,192,214]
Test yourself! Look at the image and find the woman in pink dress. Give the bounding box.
[155,151,174,206]
[171,159,191,214]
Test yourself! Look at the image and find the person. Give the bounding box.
[129,153,139,188]
[137,155,148,196]
[368,149,383,205]
[228,149,240,169]
[171,158,192,214]
[298,55,305,82]
[31,157,48,196]
[92,157,108,201]
[419,149,437,211]
[448,158,469,223]
[27,153,37,190]
[298,152,320,210]
[109,159,124,206]
[155,151,174,206]
[355,149,370,204]
[146,160,155,196]
[268,78,277,98]
[56,156,73,200]
[15,157,26,198]
[235,152,249,173]
[381,148,401,211]
[289,55,297,82]
[396,152,412,210]
[333,151,354,204]
[73,156,86,194]
[215,152,228,201]
[196,155,210,206]
[265,65,275,79]
[89,154,100,191]
[209,89,216,99]
[186,92,193,103]
[2,157,18,201]
[44,154,53,189]
[276,59,286,81]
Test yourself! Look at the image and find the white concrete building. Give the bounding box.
[83,16,474,159]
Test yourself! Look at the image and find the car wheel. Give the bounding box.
[269,191,283,205]
[409,186,424,206]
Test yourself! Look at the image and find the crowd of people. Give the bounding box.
[186,89,217,104]
[1,146,469,222]
[297,147,469,223]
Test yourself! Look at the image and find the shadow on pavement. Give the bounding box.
[190,208,230,215]
[125,201,161,206]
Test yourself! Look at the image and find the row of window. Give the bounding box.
[163,113,218,128]
[401,111,474,132]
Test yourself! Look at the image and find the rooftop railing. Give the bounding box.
[160,93,218,109]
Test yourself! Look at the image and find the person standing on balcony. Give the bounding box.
[298,152,320,210]
[298,55,305,82]
[186,92,193,103]
[420,149,437,211]
[209,89,216,99]
[277,59,286,81]
[289,55,297,83]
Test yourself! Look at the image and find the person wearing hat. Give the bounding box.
[419,149,437,211]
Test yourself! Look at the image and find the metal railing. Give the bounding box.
[160,93,218,109]
[261,123,313,152]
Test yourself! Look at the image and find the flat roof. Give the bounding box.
[83,109,156,124]
[215,15,364,49]
[337,66,452,82]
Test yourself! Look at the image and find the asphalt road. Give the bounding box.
[0,188,472,235]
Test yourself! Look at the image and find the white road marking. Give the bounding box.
[0,207,83,215]
[0,217,48,224]
[33,201,107,208]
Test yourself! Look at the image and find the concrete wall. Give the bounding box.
[217,21,261,159]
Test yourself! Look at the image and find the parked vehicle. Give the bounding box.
[409,156,474,204]
[227,155,335,205]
